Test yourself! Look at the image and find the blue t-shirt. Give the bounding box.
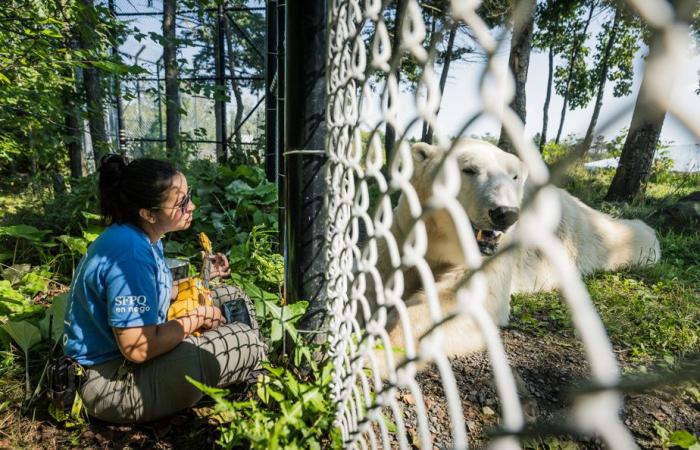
[63,223,173,366]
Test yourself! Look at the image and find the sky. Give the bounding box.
[386,25,700,147]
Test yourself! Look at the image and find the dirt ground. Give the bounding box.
[2,328,698,449]
[389,329,700,449]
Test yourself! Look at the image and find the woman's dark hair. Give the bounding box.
[98,154,179,225]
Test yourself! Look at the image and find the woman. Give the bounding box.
[62,154,265,423]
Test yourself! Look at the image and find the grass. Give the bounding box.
[512,165,700,364]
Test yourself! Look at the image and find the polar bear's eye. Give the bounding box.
[462,167,478,176]
[512,174,519,180]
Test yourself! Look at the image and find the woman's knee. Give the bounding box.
[195,323,265,385]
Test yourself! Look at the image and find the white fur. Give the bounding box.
[366,139,660,375]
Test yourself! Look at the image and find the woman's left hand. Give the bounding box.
[207,252,231,279]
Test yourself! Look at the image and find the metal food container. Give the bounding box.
[166,258,190,281]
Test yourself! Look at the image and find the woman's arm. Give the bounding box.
[113,305,225,364]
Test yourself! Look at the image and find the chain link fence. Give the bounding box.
[110,0,266,162]
[323,0,698,448]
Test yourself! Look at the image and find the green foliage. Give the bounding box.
[512,229,699,363]
[188,360,341,450]
[179,161,278,252]
[0,266,46,319]
[1,321,42,356]
[0,0,138,178]
[512,163,700,364]
[522,436,580,450]
[541,141,570,165]
[38,293,68,344]
[229,225,284,291]
[654,422,700,450]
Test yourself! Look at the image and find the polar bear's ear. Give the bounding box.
[411,142,438,163]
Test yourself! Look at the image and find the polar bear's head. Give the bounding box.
[410,139,528,254]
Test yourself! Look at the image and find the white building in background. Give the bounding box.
[585,144,700,173]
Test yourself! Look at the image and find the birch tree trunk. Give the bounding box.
[384,0,406,165]
[77,0,109,162]
[538,46,554,152]
[423,24,457,145]
[554,1,595,144]
[497,0,536,154]
[580,9,620,155]
[224,17,245,153]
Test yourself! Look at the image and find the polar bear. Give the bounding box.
[364,139,660,373]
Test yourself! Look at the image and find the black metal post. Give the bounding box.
[214,3,228,163]
[156,58,163,142]
[276,0,286,254]
[284,1,327,332]
[108,0,125,153]
[134,45,146,157]
[265,0,278,182]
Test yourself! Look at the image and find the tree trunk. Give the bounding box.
[60,31,84,178]
[497,0,536,154]
[63,83,84,178]
[423,23,457,144]
[538,45,554,152]
[224,17,244,153]
[554,1,595,144]
[77,0,109,162]
[605,32,667,202]
[163,0,179,158]
[384,0,407,165]
[421,13,436,143]
[580,9,620,155]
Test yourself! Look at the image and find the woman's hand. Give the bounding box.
[113,305,227,364]
[207,252,231,279]
[193,305,226,330]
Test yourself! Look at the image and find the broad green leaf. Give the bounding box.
[0,224,48,242]
[38,293,68,342]
[82,230,100,243]
[0,279,26,302]
[40,28,63,39]
[91,60,130,75]
[58,235,88,255]
[81,211,102,221]
[231,165,264,184]
[1,320,42,354]
[19,271,50,296]
[671,430,698,449]
[0,280,41,317]
[2,264,31,285]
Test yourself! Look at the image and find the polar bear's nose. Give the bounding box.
[489,206,520,229]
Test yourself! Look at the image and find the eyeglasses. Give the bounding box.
[154,188,192,214]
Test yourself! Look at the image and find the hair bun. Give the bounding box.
[99,153,129,171]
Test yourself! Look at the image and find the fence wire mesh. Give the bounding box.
[111,0,266,161]
[323,0,698,449]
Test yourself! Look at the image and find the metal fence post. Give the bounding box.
[284,1,328,333]
[214,3,227,163]
[265,0,278,183]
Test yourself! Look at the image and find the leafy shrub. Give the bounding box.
[189,359,341,450]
